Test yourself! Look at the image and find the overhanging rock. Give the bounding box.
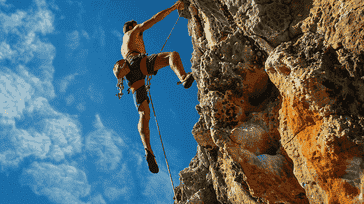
[174,0,364,203]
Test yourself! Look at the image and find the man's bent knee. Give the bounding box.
[154,52,170,71]
[138,101,150,119]
[139,111,150,121]
[171,51,179,57]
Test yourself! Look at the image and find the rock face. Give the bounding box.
[174,0,364,203]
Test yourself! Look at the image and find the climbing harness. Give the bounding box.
[146,13,180,197]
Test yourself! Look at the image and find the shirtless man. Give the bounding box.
[113,1,194,173]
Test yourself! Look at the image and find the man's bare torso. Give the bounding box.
[121,28,146,59]
[121,1,183,60]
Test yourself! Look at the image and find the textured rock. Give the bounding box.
[174,0,364,203]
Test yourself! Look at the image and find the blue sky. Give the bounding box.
[0,0,199,203]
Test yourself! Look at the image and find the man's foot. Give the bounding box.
[181,72,194,89]
[145,148,159,173]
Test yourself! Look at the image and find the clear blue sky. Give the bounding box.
[0,0,199,203]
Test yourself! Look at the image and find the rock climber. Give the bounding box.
[113,0,194,173]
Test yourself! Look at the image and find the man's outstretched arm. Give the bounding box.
[136,1,183,32]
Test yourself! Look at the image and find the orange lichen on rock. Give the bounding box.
[278,63,364,203]
[219,151,267,204]
[224,143,308,203]
[296,111,361,203]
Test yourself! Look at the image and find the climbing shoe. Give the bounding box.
[145,148,159,173]
[181,72,195,89]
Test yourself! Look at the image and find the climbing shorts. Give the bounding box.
[127,52,158,111]
[146,54,158,75]
[133,85,150,111]
[126,53,158,86]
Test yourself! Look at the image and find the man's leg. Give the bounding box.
[138,100,154,155]
[135,87,158,173]
[153,51,187,82]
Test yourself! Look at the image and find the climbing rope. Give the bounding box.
[146,13,180,89]
[146,13,180,197]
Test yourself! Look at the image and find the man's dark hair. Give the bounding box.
[123,20,137,34]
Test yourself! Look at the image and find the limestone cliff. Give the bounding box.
[173,0,364,203]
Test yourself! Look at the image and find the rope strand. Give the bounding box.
[146,12,180,198]
[147,90,175,196]
[160,15,180,53]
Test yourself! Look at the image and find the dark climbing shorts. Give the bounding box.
[133,85,150,111]
[129,53,158,110]
[146,54,158,75]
